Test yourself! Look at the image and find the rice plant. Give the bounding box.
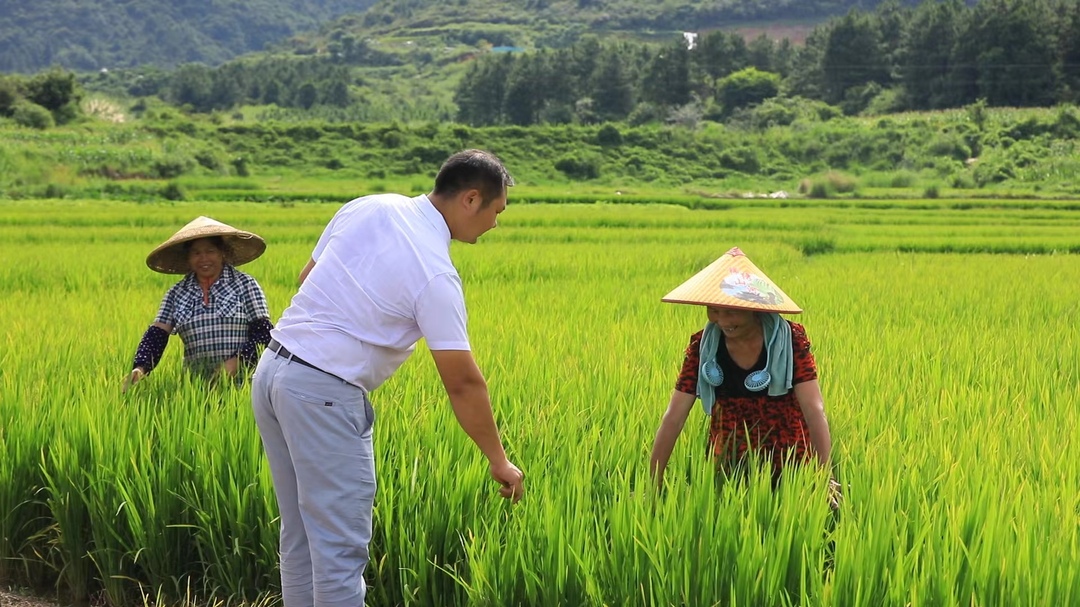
[0,199,1078,606]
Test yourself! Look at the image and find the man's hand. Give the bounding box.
[490,459,525,504]
[121,368,145,393]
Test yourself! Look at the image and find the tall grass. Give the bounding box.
[0,200,1078,605]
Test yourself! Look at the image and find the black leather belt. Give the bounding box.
[268,339,351,385]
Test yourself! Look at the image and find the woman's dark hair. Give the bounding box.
[184,236,231,259]
[432,149,514,207]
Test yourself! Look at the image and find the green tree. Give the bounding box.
[0,76,20,117]
[0,0,378,72]
[295,82,319,110]
[503,54,543,125]
[771,38,797,78]
[12,101,54,129]
[1059,0,1080,101]
[716,67,781,115]
[746,35,777,73]
[897,0,964,109]
[168,64,213,112]
[537,49,576,120]
[590,48,634,121]
[208,72,241,110]
[262,79,283,105]
[454,54,512,125]
[322,80,351,108]
[821,10,890,104]
[642,40,691,107]
[694,30,749,82]
[874,0,911,71]
[24,68,82,124]
[783,25,829,100]
[568,37,604,95]
[965,0,1057,107]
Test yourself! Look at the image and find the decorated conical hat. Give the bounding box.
[146,216,266,274]
[661,247,802,313]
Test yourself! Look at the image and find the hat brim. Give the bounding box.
[660,295,802,314]
[661,247,803,314]
[147,227,266,274]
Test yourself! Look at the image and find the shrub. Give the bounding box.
[554,154,601,180]
[926,134,971,161]
[231,156,250,177]
[950,173,976,189]
[627,102,663,126]
[862,87,907,116]
[379,127,404,148]
[815,103,843,122]
[799,178,830,199]
[808,181,830,198]
[538,102,575,125]
[1052,105,1080,138]
[745,97,797,127]
[973,159,1014,187]
[194,150,225,172]
[889,172,916,188]
[0,77,18,114]
[43,183,67,199]
[717,147,761,173]
[12,102,54,129]
[841,82,882,116]
[151,155,194,179]
[24,68,82,124]
[667,99,705,129]
[160,182,186,201]
[799,171,857,198]
[405,144,454,165]
[716,68,780,115]
[825,170,858,193]
[596,124,622,146]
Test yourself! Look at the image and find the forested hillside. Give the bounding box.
[358,0,936,32]
[2,0,947,74]
[49,0,1073,128]
[453,0,1080,125]
[0,0,376,73]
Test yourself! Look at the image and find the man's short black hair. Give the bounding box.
[432,149,514,207]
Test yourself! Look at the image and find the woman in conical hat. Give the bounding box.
[122,216,274,390]
[649,247,838,504]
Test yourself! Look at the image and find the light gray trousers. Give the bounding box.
[252,349,377,607]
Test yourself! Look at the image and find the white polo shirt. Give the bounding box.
[271,193,470,391]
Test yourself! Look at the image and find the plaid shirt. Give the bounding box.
[155,264,270,374]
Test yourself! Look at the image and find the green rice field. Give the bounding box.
[1,198,1078,606]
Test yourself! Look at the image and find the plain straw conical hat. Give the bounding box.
[661,247,802,313]
[146,216,266,274]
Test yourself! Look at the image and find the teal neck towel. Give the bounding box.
[697,313,793,415]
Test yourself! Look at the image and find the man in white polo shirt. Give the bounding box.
[251,149,524,607]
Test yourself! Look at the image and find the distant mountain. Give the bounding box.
[353,0,922,36]
[283,0,937,60]
[0,0,942,74]
[0,0,377,73]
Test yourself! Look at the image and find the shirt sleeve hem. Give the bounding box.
[426,340,472,351]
